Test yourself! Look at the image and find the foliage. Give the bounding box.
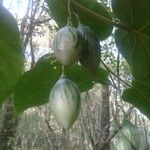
[112,0,150,118]
[14,54,108,114]
[0,5,24,106]
[46,0,113,40]
[0,1,150,149]
[0,0,150,119]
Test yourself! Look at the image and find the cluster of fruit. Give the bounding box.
[49,15,100,129]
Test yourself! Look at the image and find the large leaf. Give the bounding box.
[14,54,108,114]
[122,80,150,119]
[112,0,150,117]
[46,0,113,40]
[0,5,24,105]
[66,64,109,91]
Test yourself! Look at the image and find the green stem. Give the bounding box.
[67,0,73,26]
[73,12,81,25]
[68,0,71,18]
[70,0,132,87]
[71,0,131,32]
[61,65,65,77]
[67,17,71,26]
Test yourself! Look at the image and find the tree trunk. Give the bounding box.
[0,97,18,150]
[94,85,110,150]
[142,118,149,150]
[100,85,110,150]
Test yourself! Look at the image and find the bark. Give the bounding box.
[0,98,18,150]
[0,1,40,149]
[142,118,149,150]
[20,0,31,42]
[100,85,110,150]
[94,85,110,150]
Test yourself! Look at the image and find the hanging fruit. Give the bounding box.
[53,25,83,65]
[115,136,133,150]
[115,120,140,150]
[120,121,140,149]
[77,23,101,74]
[49,76,81,129]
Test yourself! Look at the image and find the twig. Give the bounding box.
[94,106,134,150]
[68,0,71,17]
[116,51,121,94]
[97,118,113,136]
[118,105,126,116]
[67,0,73,26]
[38,106,53,133]
[71,0,150,41]
[101,59,132,87]
[70,0,131,32]
[33,18,52,25]
[30,34,35,68]
[106,68,118,89]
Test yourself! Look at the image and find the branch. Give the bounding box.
[71,0,131,32]
[97,118,113,137]
[22,0,40,50]
[101,59,132,88]
[33,18,52,26]
[94,106,134,150]
[71,0,150,41]
[30,35,35,68]
[38,107,53,133]
[116,51,121,94]
[20,0,31,43]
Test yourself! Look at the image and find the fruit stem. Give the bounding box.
[70,0,132,32]
[67,17,73,27]
[73,12,81,25]
[61,65,65,77]
[67,0,73,26]
[68,0,71,17]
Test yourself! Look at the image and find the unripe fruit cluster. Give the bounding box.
[53,21,101,74]
[49,16,100,129]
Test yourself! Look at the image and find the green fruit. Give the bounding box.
[53,26,83,65]
[116,121,140,150]
[77,23,101,74]
[121,121,140,149]
[49,76,81,129]
[116,136,133,150]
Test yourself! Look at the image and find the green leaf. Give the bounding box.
[46,0,113,40]
[112,0,150,117]
[0,5,24,105]
[14,54,108,114]
[122,80,150,119]
[66,65,109,92]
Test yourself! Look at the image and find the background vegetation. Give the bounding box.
[0,0,149,149]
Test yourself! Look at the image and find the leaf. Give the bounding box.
[14,55,61,114]
[14,54,108,114]
[112,0,150,117]
[66,64,109,92]
[122,80,150,119]
[46,0,113,40]
[0,5,24,105]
